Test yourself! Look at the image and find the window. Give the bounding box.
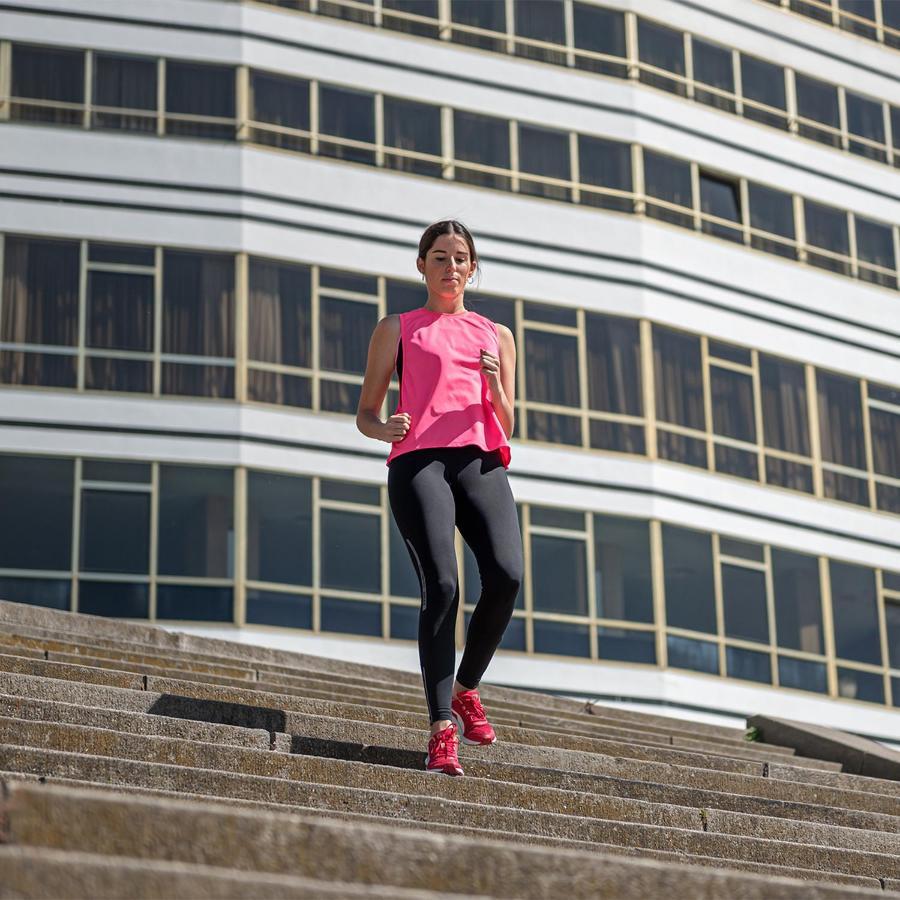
[450,0,506,52]
[845,91,886,162]
[531,532,588,616]
[11,44,84,125]
[699,172,742,243]
[577,135,632,212]
[79,581,149,619]
[747,182,796,259]
[318,0,375,25]
[318,85,376,166]
[382,0,439,39]
[642,150,693,228]
[249,71,310,152]
[165,60,236,140]
[573,4,627,77]
[691,37,735,113]
[667,635,718,674]
[830,561,881,665]
[637,19,686,97]
[740,55,787,130]
[794,73,839,147]
[525,330,581,446]
[161,250,235,399]
[869,384,900,485]
[158,464,234,578]
[319,291,377,414]
[653,327,706,467]
[518,123,571,202]
[92,53,157,132]
[886,599,900,669]
[855,216,896,287]
[663,525,716,634]
[817,371,867,504]
[80,488,150,575]
[722,564,768,643]
[453,110,511,191]
[726,646,771,683]
[884,1,900,49]
[246,589,312,629]
[321,509,381,594]
[513,0,566,66]
[838,0,877,39]
[711,366,758,480]
[383,96,442,178]
[534,620,591,657]
[593,514,653,622]
[157,584,232,622]
[772,548,822,654]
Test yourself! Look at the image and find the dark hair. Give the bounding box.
[417,220,482,295]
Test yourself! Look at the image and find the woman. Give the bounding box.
[356,219,523,776]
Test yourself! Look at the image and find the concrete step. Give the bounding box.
[3,781,896,897]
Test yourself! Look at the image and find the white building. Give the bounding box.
[1,0,899,741]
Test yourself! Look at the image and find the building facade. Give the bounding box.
[1,0,899,739]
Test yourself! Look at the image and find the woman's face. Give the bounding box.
[417,233,476,299]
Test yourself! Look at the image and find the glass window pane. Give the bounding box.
[870,407,899,479]
[534,620,590,657]
[453,110,511,190]
[708,340,750,366]
[246,589,312,628]
[527,411,582,446]
[0,456,73,570]
[321,509,380,593]
[0,576,69,611]
[88,243,155,266]
[87,271,154,352]
[158,465,234,578]
[719,537,764,562]
[714,445,759,481]
[837,667,884,704]
[830,561,881,665]
[594,514,653,623]
[82,460,151,483]
[747,183,796,259]
[597,627,656,664]
[80,490,150,574]
[877,482,900,514]
[1,237,80,347]
[653,327,704,430]
[386,279,426,316]
[804,200,850,275]
[586,314,642,415]
[518,124,571,202]
[524,301,576,327]
[794,73,839,147]
[759,355,809,456]
[320,297,377,375]
[318,85,375,165]
[765,457,813,493]
[577,135,632,212]
[320,380,362,415]
[383,95,442,178]
[93,53,157,132]
[524,330,580,407]
[248,258,311,368]
[382,0,439,38]
[531,505,583,529]
[692,37,735,112]
[726,646,771,684]
[855,217,896,287]
[667,635,718,673]
[320,268,378,295]
[642,150,693,228]
[320,480,379,505]
[846,91,886,161]
[531,534,588,615]
[0,350,76,389]
[162,250,234,357]
[822,469,869,507]
[11,44,84,124]
[320,596,382,636]
[838,0,876,36]
[249,70,310,152]
[165,60,236,139]
[78,581,149,618]
[663,525,715,634]
[319,0,374,25]
[450,0,506,52]
[589,421,646,455]
[657,431,707,469]
[722,564,768,643]
[637,18,686,96]
[699,173,742,243]
[772,548,822,653]
[390,603,419,640]
[247,470,312,586]
[740,55,787,129]
[817,371,865,470]
[156,584,232,621]
[711,367,756,442]
[514,0,566,65]
[779,655,827,693]
[573,4,627,77]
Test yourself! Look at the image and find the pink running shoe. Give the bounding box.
[451,688,497,745]
[425,722,464,776]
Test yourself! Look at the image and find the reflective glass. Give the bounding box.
[772,548,822,653]
[593,514,653,623]
[321,509,381,593]
[586,314,642,415]
[870,407,900,479]
[320,297,377,375]
[78,581,149,618]
[830,561,881,665]
[885,600,900,668]
[246,589,312,628]
[657,431,707,469]
[390,604,419,640]
[531,534,588,615]
[662,525,715,634]
[667,635,718,673]
[722,564,768,643]
[382,0,439,38]
[597,627,656,664]
[719,537,764,562]
[383,95,442,178]
[854,217,896,287]
[0,577,69,611]
[817,371,865,470]
[711,366,755,442]
[692,37,735,113]
[450,0,506,52]
[453,110,511,190]
[156,584,232,621]
[837,667,884,704]
[653,327,704,430]
[726,646,771,684]
[533,620,591,657]
[740,55,787,129]
[778,655,827,693]
[573,4,627,77]
[87,271,154,353]
[248,258,311,368]
[794,73,839,147]
[318,85,376,165]
[637,18,686,96]
[80,489,150,574]
[320,597,382,636]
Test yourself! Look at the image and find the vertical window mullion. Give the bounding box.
[861,379,877,510]
[819,555,838,698]
[625,12,639,82]
[0,41,10,122]
[732,48,743,117]
[149,462,159,620]
[639,319,656,460]
[793,193,807,265]
[894,225,900,292]
[375,93,384,167]
[838,85,849,152]
[683,32,694,101]
[569,130,580,204]
[312,477,321,633]
[650,519,667,668]
[437,0,450,40]
[763,544,779,686]
[77,240,87,392]
[514,298,526,439]
[876,570,893,706]
[71,458,82,613]
[690,160,701,232]
[784,66,797,136]
[234,467,247,627]
[83,49,93,129]
[712,533,726,676]
[632,142,645,216]
[153,246,162,397]
[310,80,319,156]
[701,336,713,469]
[750,349,766,483]
[311,267,321,412]
[504,0,515,54]
[236,64,249,142]
[157,58,165,136]
[563,0,575,68]
[509,119,519,192]
[235,252,249,404]
[441,105,454,180]
[585,510,599,660]
[522,504,534,653]
[576,308,589,449]
[847,211,859,278]
[806,363,825,499]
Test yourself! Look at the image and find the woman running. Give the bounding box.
[356,219,523,776]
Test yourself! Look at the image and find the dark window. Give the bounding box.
[80,489,150,574]
[320,479,380,505]
[667,635,718,674]
[318,85,375,165]
[657,431,707,469]
[320,597,382,636]
[534,620,591,657]
[711,366,756,443]
[772,549,822,654]
[156,585,233,622]
[158,465,234,578]
[247,470,312,586]
[93,53,157,132]
[513,0,566,66]
[642,150,693,228]
[740,55,787,129]
[391,604,419,640]
[722,564,768,643]
[869,403,900,480]
[747,182,796,259]
[573,4,627,77]
[319,297,377,375]
[518,124,571,202]
[589,420,646,456]
[884,1,900,49]
[804,200,850,275]
[838,0,877,39]
[597,627,656,664]
[637,18,686,96]
[837,667,884,704]
[246,589,312,629]
[830,561,881,665]
[759,355,810,456]
[525,300,576,326]
[531,506,583,529]
[11,44,84,125]
[248,257,312,368]
[708,340,751,366]
[886,600,900,669]
[794,73,839,147]
[0,577,69,611]
[450,0,506,52]
[249,70,310,152]
[531,534,588,616]
[165,60,236,140]
[321,509,381,594]
[78,581,149,619]
[692,38,735,113]
[453,110,511,191]
[0,456,73,570]
[653,327,704,430]
[525,330,580,407]
[86,269,154,357]
[318,0,374,25]
[855,216,896,287]
[382,0,439,38]
[585,314,642,415]
[82,460,151,483]
[699,172,742,243]
[383,96,442,178]
[726,646,771,684]
[593,514,653,623]
[714,445,759,481]
[578,135,633,212]
[817,371,866,472]
[662,525,716,634]
[779,655,827,693]
[719,536,764,562]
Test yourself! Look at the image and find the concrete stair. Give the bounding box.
[0,598,898,898]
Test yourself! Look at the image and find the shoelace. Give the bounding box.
[459,692,487,722]
[430,727,457,758]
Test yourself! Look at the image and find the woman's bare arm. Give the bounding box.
[356,315,410,443]
[480,323,516,439]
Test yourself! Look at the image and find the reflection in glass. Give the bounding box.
[0,577,69,611]
[246,589,312,628]
[534,619,591,657]
[597,627,656,663]
[837,667,884,704]
[662,525,715,634]
[382,0,439,38]
[586,314,642,415]
[78,581,149,618]
[855,217,896,287]
[722,564,768,642]
[157,584,232,621]
[320,596,382,636]
[779,655,827,693]
[726,646,771,683]
[667,635,718,673]
[794,73,839,147]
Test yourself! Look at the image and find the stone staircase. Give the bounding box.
[0,598,898,899]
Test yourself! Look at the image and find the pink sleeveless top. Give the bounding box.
[385,307,511,468]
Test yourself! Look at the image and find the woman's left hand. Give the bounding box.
[479,348,501,387]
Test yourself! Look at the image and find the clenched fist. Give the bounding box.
[382,412,411,443]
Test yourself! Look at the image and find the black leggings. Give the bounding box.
[388,445,524,724]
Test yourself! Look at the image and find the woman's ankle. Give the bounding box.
[430,718,453,735]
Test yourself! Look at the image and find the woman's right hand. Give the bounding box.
[382,412,411,442]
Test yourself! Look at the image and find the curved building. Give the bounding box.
[1,0,899,740]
